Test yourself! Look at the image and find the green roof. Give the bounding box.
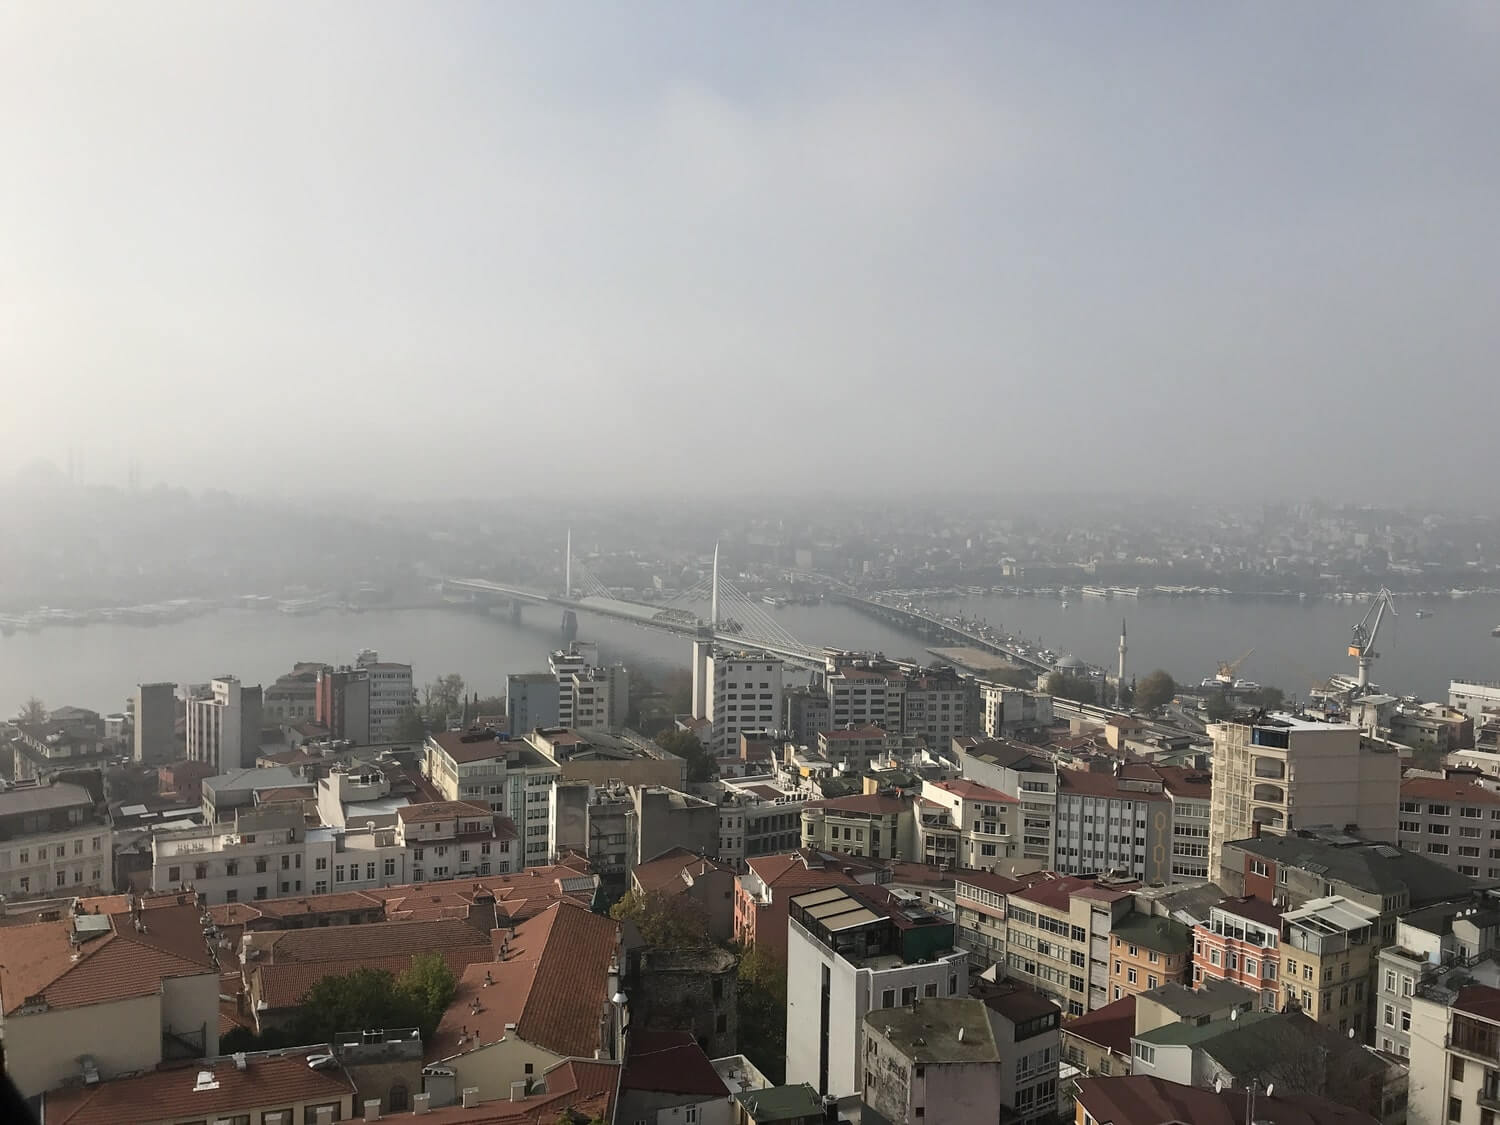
[736,1083,824,1122]
[1112,913,1194,955]
[1136,1009,1274,1047]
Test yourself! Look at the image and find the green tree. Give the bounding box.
[292,967,422,1044]
[15,696,46,725]
[1252,685,1286,711]
[394,704,427,743]
[610,888,712,948]
[736,943,787,1084]
[1043,672,1097,705]
[986,666,1036,690]
[421,673,466,725]
[1204,691,1233,722]
[655,729,715,782]
[397,953,458,1039]
[1135,670,1177,712]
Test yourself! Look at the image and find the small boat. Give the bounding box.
[1059,601,1069,610]
[1413,610,1430,619]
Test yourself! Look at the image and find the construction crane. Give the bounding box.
[1349,587,1397,690]
[1215,649,1254,684]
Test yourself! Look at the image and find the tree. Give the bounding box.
[1252,685,1286,711]
[986,666,1036,690]
[421,673,466,726]
[610,888,712,948]
[294,967,421,1044]
[736,943,787,1084]
[1043,672,1097,705]
[15,696,46,725]
[655,729,714,782]
[396,953,458,1039]
[1135,670,1177,712]
[1204,690,1233,722]
[393,704,427,742]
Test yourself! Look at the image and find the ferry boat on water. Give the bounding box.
[1081,586,1111,599]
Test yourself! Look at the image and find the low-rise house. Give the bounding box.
[1073,1073,1381,1125]
[1060,994,1134,1077]
[40,1043,359,1125]
[424,900,623,1102]
[396,799,517,881]
[735,1083,826,1125]
[862,997,1005,1125]
[800,792,913,861]
[0,891,220,1097]
[618,1029,735,1125]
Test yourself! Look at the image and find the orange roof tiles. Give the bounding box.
[1401,776,1500,803]
[0,897,217,1016]
[415,1059,619,1125]
[632,848,733,894]
[429,900,619,1063]
[803,793,908,815]
[249,916,492,965]
[42,1048,355,1125]
[396,799,495,821]
[927,778,1018,803]
[1011,873,1138,912]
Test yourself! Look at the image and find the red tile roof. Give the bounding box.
[396,799,496,821]
[623,1029,729,1098]
[803,793,908,815]
[632,848,733,895]
[428,900,619,1063]
[1456,984,1500,1023]
[1011,873,1138,912]
[42,1048,356,1125]
[248,916,491,965]
[0,895,217,1016]
[252,947,487,1010]
[1056,767,1170,800]
[414,1059,619,1125]
[1074,1074,1379,1125]
[1211,895,1284,928]
[927,778,1018,803]
[1061,994,1136,1056]
[1402,776,1500,804]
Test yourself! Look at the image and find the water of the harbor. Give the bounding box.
[2,593,1498,714]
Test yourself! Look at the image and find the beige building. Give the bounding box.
[800,792,913,861]
[0,781,112,901]
[1408,980,1500,1125]
[1208,714,1400,882]
[861,998,1007,1125]
[1004,873,1138,1016]
[424,729,560,869]
[918,777,1017,870]
[1280,895,1380,1036]
[0,892,220,1098]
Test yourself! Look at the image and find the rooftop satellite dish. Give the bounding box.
[1214,1078,1223,1094]
[1230,1008,1238,1020]
[1265,1083,1275,1097]
[1348,1027,1356,1039]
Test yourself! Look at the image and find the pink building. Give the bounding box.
[1192,895,1284,1011]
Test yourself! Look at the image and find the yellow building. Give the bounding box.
[1279,895,1380,1035]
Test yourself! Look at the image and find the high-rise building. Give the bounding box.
[185,676,263,772]
[132,681,176,764]
[507,672,560,736]
[693,647,784,755]
[1207,714,1401,883]
[354,649,413,742]
[315,665,371,744]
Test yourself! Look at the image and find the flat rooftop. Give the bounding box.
[864,997,999,1063]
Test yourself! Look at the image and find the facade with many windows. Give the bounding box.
[1280,895,1379,1035]
[918,778,1017,871]
[1192,895,1283,1011]
[1003,874,1138,1016]
[1398,774,1500,880]
[424,730,560,869]
[0,782,112,901]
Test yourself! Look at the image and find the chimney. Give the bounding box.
[411,1093,431,1115]
[1252,821,1262,840]
[363,1099,382,1121]
[461,1087,480,1109]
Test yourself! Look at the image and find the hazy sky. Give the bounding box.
[3,4,1496,503]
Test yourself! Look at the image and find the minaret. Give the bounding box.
[565,529,572,599]
[1117,618,1128,707]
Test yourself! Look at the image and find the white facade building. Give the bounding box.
[694,648,785,756]
[424,730,561,869]
[785,884,970,1099]
[0,783,113,901]
[1450,680,1500,723]
[355,650,413,742]
[185,676,263,772]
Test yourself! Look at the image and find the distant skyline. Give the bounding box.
[3,4,1497,504]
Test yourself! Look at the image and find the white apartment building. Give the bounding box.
[918,778,1017,871]
[714,776,808,872]
[786,884,970,1098]
[549,643,595,728]
[1408,979,1500,1125]
[1450,680,1500,723]
[394,800,516,883]
[0,782,113,901]
[693,646,785,756]
[153,808,313,904]
[568,667,614,731]
[1399,775,1500,880]
[972,978,1064,1125]
[953,738,1057,865]
[824,654,906,732]
[355,650,413,742]
[978,685,1054,739]
[185,676,263,772]
[1208,713,1401,883]
[424,730,561,869]
[861,999,1007,1125]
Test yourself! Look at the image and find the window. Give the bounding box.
[1127,968,1137,984]
[1453,1057,1466,1081]
[315,857,327,871]
[902,986,917,1005]
[1384,1005,1395,1027]
[1251,859,1267,877]
[882,989,895,1008]
[685,1108,698,1125]
[168,865,181,883]
[1450,1096,1462,1123]
[1134,1043,1155,1065]
[304,1106,342,1124]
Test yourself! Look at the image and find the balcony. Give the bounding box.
[1251,807,1285,830]
[1252,783,1285,805]
[1252,757,1286,780]
[1450,1015,1500,1064]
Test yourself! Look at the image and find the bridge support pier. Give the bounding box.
[560,610,578,643]
[509,601,523,623]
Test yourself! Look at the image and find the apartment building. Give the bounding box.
[784,686,832,744]
[1208,714,1401,883]
[132,681,177,764]
[0,781,112,901]
[1193,895,1284,1011]
[801,792,913,861]
[506,672,560,735]
[1281,895,1380,1035]
[1409,982,1500,1125]
[0,892,220,1098]
[185,676,264,772]
[785,884,970,1098]
[550,642,628,729]
[313,665,370,744]
[734,849,886,963]
[714,776,807,872]
[693,645,785,756]
[818,725,889,772]
[354,651,413,743]
[861,998,1006,1125]
[917,778,1017,870]
[952,870,1039,971]
[395,799,514,883]
[153,807,314,903]
[1107,914,1191,1002]
[977,684,1053,739]
[263,664,323,725]
[1163,768,1213,881]
[1399,774,1500,879]
[1054,766,1173,884]
[529,726,686,791]
[1374,897,1500,1060]
[901,667,972,745]
[549,780,635,887]
[952,737,1058,865]
[1004,873,1139,1016]
[823,652,906,733]
[1450,681,1500,723]
[423,729,560,869]
[970,977,1063,1125]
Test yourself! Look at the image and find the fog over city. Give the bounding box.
[3,3,1498,503]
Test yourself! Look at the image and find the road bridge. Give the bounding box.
[835,594,1055,673]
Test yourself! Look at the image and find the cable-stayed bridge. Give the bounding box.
[443,540,825,668]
